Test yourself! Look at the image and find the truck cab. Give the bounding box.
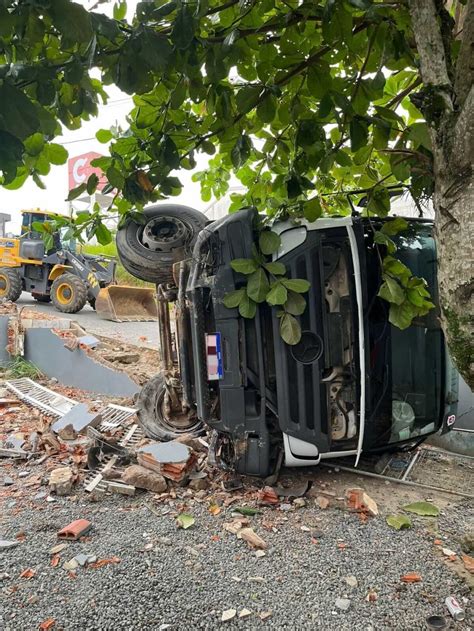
[185,209,458,476]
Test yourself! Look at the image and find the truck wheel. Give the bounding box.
[116,204,207,284]
[32,293,51,303]
[0,268,22,302]
[137,373,204,440]
[51,273,87,313]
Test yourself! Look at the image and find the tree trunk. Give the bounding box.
[432,85,474,389]
[409,0,474,390]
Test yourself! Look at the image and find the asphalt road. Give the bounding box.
[17,292,160,349]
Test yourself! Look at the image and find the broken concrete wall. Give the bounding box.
[0,315,10,366]
[24,328,139,397]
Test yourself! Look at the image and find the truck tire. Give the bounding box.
[51,273,88,313]
[137,373,204,440]
[116,204,207,284]
[32,293,51,303]
[0,268,22,302]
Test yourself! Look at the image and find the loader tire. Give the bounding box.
[0,268,22,302]
[51,273,87,314]
[116,204,207,284]
[137,373,204,441]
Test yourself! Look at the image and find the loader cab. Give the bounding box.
[20,211,76,253]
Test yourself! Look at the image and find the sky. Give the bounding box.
[0,0,208,233]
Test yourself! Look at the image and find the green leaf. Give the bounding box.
[231,135,252,169]
[389,301,415,330]
[266,282,288,306]
[50,0,93,43]
[280,313,301,345]
[24,133,44,157]
[403,502,439,517]
[373,121,391,150]
[367,186,390,216]
[350,117,369,153]
[95,221,112,245]
[408,122,432,150]
[304,197,322,222]
[0,83,39,141]
[176,513,195,529]
[322,2,352,43]
[66,183,87,201]
[257,93,277,124]
[46,144,68,165]
[284,291,306,316]
[113,0,127,20]
[390,153,410,182]
[307,66,330,98]
[407,287,426,307]
[236,85,261,114]
[246,268,269,304]
[378,275,405,305]
[31,221,45,233]
[96,129,113,144]
[282,279,310,293]
[86,173,99,195]
[374,231,396,254]
[223,288,246,308]
[172,5,195,50]
[106,166,125,190]
[259,230,281,255]
[230,258,259,275]
[0,131,24,180]
[263,261,286,276]
[381,218,409,236]
[239,293,257,318]
[234,507,261,516]
[386,515,412,530]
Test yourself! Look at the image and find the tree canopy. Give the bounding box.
[0,0,472,381]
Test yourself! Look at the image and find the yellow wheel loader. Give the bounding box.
[0,210,157,322]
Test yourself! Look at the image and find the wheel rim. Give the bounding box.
[0,274,9,297]
[140,216,188,252]
[155,388,200,434]
[56,282,73,305]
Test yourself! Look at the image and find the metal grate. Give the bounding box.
[5,377,76,418]
[97,404,137,431]
[83,423,144,493]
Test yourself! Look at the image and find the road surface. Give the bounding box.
[17,292,159,349]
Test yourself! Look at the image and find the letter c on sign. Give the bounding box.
[72,157,87,184]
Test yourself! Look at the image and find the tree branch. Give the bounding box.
[453,0,474,107]
[408,0,451,87]
[387,76,422,109]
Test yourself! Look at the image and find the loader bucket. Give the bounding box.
[95,286,158,322]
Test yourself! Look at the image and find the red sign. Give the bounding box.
[68,152,108,192]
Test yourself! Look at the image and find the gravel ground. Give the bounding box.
[1,488,472,631]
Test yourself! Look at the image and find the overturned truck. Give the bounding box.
[116,204,458,476]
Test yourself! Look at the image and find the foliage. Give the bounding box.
[0,0,467,337]
[83,242,152,287]
[402,501,440,517]
[223,228,309,344]
[5,356,42,379]
[386,515,412,530]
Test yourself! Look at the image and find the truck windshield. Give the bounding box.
[366,222,444,448]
